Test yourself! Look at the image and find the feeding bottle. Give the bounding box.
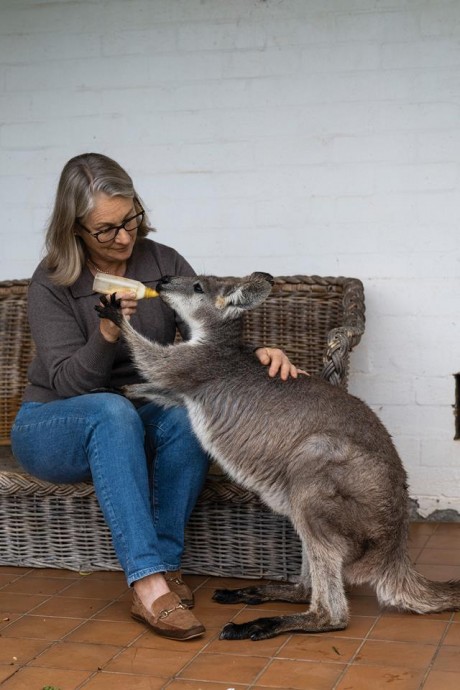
[92,272,159,299]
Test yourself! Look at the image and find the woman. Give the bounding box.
[11,153,300,641]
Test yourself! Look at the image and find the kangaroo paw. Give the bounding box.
[94,293,123,326]
[220,616,283,641]
[213,587,267,605]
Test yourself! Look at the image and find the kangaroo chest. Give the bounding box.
[185,399,291,516]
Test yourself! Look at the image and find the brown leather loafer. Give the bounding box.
[131,590,205,640]
[165,570,195,608]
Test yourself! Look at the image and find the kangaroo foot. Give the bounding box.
[220,616,285,640]
[213,582,311,606]
[220,610,348,641]
[213,586,269,606]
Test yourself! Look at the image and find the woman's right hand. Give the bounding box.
[99,290,138,342]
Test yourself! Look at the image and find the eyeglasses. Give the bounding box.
[76,205,145,244]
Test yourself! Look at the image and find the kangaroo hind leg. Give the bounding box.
[220,537,349,640]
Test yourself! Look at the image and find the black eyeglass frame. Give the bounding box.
[76,200,145,244]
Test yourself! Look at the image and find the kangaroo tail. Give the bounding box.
[376,554,460,614]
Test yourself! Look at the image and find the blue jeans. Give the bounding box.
[11,393,209,586]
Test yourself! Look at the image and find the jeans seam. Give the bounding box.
[144,422,161,530]
[88,420,134,575]
[13,416,90,432]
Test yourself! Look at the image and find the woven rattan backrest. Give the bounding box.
[0,281,34,445]
[0,275,365,445]
[243,276,346,376]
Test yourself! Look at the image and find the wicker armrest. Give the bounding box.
[320,277,365,387]
[243,274,365,389]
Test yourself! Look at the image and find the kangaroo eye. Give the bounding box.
[193,282,204,294]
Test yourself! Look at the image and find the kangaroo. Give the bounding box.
[95,272,460,641]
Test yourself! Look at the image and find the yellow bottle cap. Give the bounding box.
[144,287,159,298]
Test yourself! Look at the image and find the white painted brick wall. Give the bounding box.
[0,0,459,514]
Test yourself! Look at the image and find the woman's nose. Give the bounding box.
[114,227,133,245]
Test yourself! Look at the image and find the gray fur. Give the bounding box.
[96,272,460,641]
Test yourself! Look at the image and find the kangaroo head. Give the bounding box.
[157,272,274,338]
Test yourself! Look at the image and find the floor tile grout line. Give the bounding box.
[331,610,383,689]
[1,570,209,673]
[4,575,134,683]
[160,577,280,688]
[162,584,298,689]
[245,613,384,690]
[160,600,258,686]
[61,577,157,690]
[161,632,240,690]
[0,567,33,586]
[0,572,124,642]
[74,576,219,689]
[0,573,84,646]
[330,603,457,690]
[418,610,456,689]
[245,632,295,690]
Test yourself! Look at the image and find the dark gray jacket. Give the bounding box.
[24,238,195,402]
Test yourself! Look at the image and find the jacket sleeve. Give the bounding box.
[27,280,119,398]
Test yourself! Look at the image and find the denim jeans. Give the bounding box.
[11,393,209,586]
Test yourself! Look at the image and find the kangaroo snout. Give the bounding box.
[156,275,172,292]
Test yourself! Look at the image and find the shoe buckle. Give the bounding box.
[167,576,184,585]
[158,602,186,619]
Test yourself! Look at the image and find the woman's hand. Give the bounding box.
[254,347,308,380]
[99,291,138,343]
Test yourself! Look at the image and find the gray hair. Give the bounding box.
[45,153,153,286]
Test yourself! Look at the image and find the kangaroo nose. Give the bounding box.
[156,275,171,291]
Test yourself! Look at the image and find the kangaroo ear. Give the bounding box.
[249,272,274,286]
[222,273,273,311]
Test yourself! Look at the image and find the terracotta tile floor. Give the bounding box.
[1,522,460,689]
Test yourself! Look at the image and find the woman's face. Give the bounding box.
[77,192,139,266]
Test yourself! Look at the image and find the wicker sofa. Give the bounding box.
[0,275,365,580]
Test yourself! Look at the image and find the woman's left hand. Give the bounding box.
[254,347,308,380]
